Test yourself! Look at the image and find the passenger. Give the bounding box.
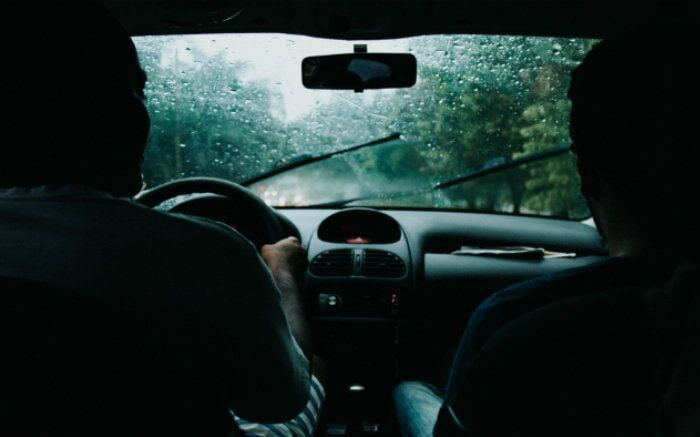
[0,3,322,435]
[393,23,699,436]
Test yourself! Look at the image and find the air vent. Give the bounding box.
[362,250,406,278]
[309,249,354,277]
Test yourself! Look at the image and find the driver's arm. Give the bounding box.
[189,226,311,423]
[260,236,313,361]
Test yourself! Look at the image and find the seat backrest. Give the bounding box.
[436,262,700,436]
[651,262,700,437]
[0,276,239,436]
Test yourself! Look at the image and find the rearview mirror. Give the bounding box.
[302,53,417,92]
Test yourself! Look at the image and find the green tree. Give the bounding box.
[138,38,289,186]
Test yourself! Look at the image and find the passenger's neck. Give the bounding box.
[594,199,657,262]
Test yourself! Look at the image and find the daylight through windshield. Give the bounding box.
[135,34,595,219]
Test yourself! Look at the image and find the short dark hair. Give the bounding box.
[1,2,149,196]
[568,23,698,218]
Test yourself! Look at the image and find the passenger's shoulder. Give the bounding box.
[472,260,615,327]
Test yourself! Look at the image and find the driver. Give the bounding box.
[0,3,322,435]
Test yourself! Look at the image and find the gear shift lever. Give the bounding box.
[346,384,366,435]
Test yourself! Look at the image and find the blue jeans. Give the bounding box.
[393,381,444,437]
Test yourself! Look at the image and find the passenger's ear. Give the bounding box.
[575,154,600,199]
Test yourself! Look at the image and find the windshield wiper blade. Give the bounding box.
[304,187,419,208]
[433,144,571,190]
[308,144,571,208]
[240,132,402,186]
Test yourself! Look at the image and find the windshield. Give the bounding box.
[134,34,595,219]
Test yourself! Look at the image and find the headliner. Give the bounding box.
[101,0,698,40]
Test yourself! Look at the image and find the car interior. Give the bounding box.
[3,0,699,435]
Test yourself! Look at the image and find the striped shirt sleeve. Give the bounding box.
[233,375,325,437]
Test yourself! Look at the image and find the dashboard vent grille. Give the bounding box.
[362,250,406,278]
[309,249,354,277]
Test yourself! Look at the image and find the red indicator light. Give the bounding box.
[390,292,399,306]
[346,236,371,244]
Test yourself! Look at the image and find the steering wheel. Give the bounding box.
[135,177,286,245]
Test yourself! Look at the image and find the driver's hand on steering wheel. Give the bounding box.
[260,237,308,281]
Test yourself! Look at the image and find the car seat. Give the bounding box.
[0,276,243,436]
[434,261,700,436]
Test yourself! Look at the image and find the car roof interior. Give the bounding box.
[103,0,699,40]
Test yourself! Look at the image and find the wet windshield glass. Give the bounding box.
[134,34,595,219]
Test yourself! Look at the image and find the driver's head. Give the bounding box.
[1,2,149,197]
[568,22,698,232]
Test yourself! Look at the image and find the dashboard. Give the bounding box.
[284,208,606,296]
[283,207,606,350]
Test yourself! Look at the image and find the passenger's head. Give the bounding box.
[1,3,149,197]
[569,23,698,239]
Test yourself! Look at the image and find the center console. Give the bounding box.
[305,208,411,431]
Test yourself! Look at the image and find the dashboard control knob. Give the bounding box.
[319,293,342,310]
[327,295,339,306]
